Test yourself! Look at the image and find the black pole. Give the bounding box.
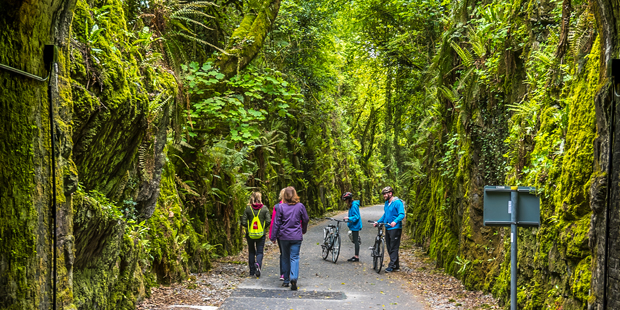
[510,187,518,310]
[44,44,58,310]
[604,79,617,310]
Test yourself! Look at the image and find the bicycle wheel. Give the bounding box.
[372,240,380,271]
[321,234,330,260]
[331,234,341,263]
[377,238,385,273]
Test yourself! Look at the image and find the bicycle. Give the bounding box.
[321,218,347,263]
[368,220,386,273]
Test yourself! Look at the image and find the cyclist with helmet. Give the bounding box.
[342,192,362,262]
[375,186,405,272]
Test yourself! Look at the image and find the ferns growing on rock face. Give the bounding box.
[138,0,224,69]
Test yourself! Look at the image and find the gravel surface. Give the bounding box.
[136,244,271,309]
[392,237,500,309]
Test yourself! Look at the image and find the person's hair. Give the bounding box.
[278,188,286,202]
[283,186,300,205]
[248,191,262,206]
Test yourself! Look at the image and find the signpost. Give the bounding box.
[483,186,540,310]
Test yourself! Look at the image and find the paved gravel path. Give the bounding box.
[219,204,425,309]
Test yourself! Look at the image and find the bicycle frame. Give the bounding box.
[368,221,387,272]
[322,218,347,263]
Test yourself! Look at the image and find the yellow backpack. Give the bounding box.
[248,208,264,239]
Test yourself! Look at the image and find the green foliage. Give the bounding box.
[10,0,608,308]
[181,61,301,142]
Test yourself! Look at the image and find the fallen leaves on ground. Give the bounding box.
[137,241,277,309]
[390,235,500,310]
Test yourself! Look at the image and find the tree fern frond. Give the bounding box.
[450,41,474,67]
[457,66,476,90]
[171,15,214,31]
[169,31,230,55]
[532,50,554,67]
[171,8,216,20]
[467,26,486,58]
[506,100,539,119]
[179,1,219,8]
[439,85,459,103]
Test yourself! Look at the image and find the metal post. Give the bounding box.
[510,187,518,310]
[49,62,57,310]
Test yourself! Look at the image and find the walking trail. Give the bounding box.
[139,204,500,310]
[219,204,425,309]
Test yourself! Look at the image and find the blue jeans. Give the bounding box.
[277,239,285,277]
[280,240,302,283]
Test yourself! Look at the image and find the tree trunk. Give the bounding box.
[589,0,620,309]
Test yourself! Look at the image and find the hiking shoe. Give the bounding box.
[255,263,261,277]
[280,275,284,281]
[347,257,359,262]
[282,282,290,287]
[385,267,394,273]
[291,280,298,291]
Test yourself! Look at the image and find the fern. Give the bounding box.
[467,26,486,58]
[450,41,474,67]
[532,50,554,67]
[439,85,459,103]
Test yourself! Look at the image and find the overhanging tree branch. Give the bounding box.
[215,0,281,78]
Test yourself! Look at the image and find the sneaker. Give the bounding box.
[280,275,284,281]
[291,280,298,291]
[385,267,394,273]
[347,257,359,262]
[282,282,290,287]
[255,263,261,277]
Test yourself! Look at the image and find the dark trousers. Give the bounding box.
[385,229,402,269]
[277,239,284,276]
[247,235,265,274]
[352,230,360,256]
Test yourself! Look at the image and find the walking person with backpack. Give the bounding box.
[342,192,362,262]
[270,186,309,291]
[241,191,271,278]
[268,188,286,281]
[374,186,405,272]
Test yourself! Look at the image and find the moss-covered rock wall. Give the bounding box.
[0,0,77,308]
[404,0,620,308]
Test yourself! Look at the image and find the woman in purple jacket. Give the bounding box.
[270,186,309,291]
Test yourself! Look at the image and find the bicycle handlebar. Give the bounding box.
[326,217,348,223]
[367,220,387,226]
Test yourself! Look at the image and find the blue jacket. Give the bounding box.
[378,197,405,230]
[347,200,362,231]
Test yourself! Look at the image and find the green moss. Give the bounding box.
[571,256,592,302]
[72,189,142,310]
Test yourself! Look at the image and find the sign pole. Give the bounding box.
[510,187,518,310]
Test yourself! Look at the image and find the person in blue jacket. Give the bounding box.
[342,192,361,262]
[375,186,405,272]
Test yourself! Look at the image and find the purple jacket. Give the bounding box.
[270,202,309,241]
